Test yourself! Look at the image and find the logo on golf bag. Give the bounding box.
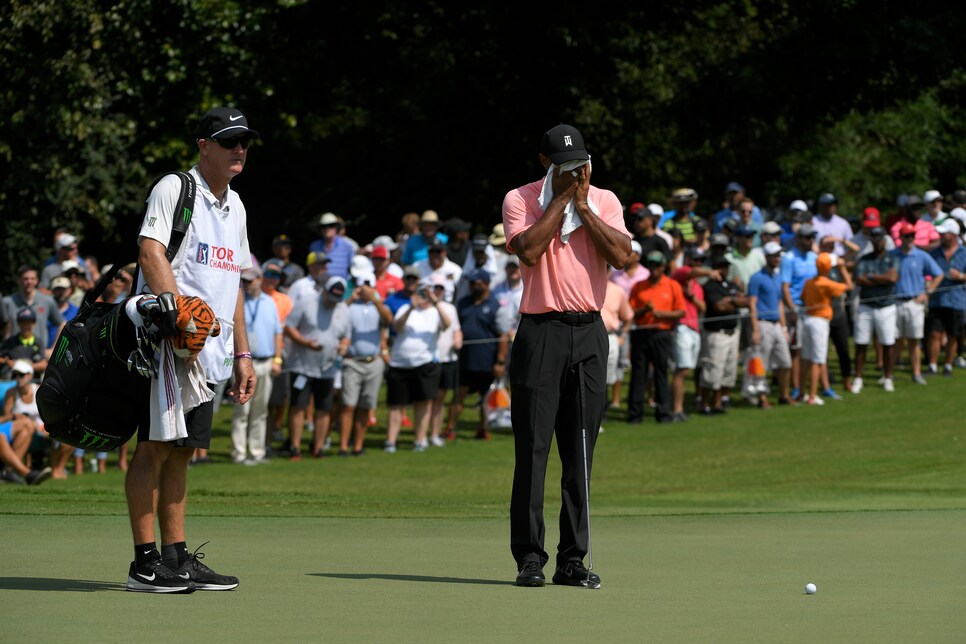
[78,431,111,449]
[53,336,73,366]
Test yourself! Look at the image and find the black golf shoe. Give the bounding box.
[552,560,601,589]
[514,560,545,587]
[172,542,239,590]
[126,559,195,593]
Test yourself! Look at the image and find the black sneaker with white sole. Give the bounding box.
[126,559,195,593]
[552,560,601,589]
[172,542,239,590]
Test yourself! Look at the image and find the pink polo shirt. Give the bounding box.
[502,179,629,314]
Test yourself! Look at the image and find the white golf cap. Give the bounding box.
[789,199,808,212]
[763,241,784,256]
[646,203,664,217]
[924,189,942,203]
[936,219,960,235]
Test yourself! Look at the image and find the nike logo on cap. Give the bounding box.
[229,115,243,121]
[137,572,156,581]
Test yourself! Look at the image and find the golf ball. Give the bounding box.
[805,583,817,595]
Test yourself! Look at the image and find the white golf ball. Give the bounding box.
[805,583,817,595]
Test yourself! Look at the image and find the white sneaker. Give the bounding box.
[323,437,332,451]
[412,440,428,453]
[383,441,397,454]
[876,376,887,385]
[850,377,863,394]
[954,356,966,369]
[883,378,895,392]
[429,436,446,448]
[807,396,824,406]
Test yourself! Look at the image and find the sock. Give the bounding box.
[135,543,160,568]
[161,541,189,568]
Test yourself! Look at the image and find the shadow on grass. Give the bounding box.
[0,577,126,592]
[311,573,509,586]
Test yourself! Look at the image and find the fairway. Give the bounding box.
[2,367,965,642]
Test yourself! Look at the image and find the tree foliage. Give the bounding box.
[2,1,966,289]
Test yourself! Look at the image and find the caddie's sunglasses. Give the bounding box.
[210,137,255,150]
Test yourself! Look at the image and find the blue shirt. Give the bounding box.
[456,294,501,372]
[346,301,384,357]
[747,267,783,321]
[244,292,282,359]
[854,250,899,308]
[713,205,765,232]
[780,248,818,306]
[47,302,78,347]
[929,245,966,311]
[892,247,942,299]
[401,232,449,266]
[308,235,355,280]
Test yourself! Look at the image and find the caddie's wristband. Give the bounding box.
[234,352,252,360]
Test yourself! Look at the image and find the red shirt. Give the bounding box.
[670,266,704,332]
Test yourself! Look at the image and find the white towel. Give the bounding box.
[536,159,599,243]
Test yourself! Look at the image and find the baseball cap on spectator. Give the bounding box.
[630,240,643,256]
[905,194,924,209]
[272,234,292,247]
[403,264,421,279]
[325,276,347,294]
[371,246,390,260]
[671,188,698,202]
[710,233,730,247]
[862,207,881,227]
[797,223,817,238]
[56,233,78,250]
[693,218,709,233]
[446,217,471,234]
[687,246,707,261]
[899,222,917,237]
[816,253,833,275]
[240,266,261,281]
[725,181,745,194]
[17,307,36,322]
[421,209,440,224]
[354,270,376,286]
[762,221,782,235]
[372,235,398,251]
[763,241,784,256]
[11,359,33,377]
[317,212,339,227]
[924,189,942,203]
[505,255,521,267]
[350,255,374,278]
[936,219,960,235]
[629,202,647,217]
[710,253,732,268]
[262,260,284,279]
[488,224,506,247]
[472,234,489,250]
[540,124,589,165]
[789,199,808,213]
[817,193,837,206]
[644,250,667,265]
[428,238,445,252]
[646,203,664,217]
[306,251,331,266]
[51,276,71,289]
[467,268,490,283]
[722,218,739,232]
[735,224,755,237]
[196,107,260,141]
[61,259,81,274]
[869,226,887,238]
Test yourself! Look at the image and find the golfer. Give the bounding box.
[502,123,631,588]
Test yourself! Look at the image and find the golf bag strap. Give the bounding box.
[82,262,123,308]
[128,171,197,295]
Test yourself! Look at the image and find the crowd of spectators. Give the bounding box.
[2,184,965,476]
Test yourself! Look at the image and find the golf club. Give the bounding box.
[578,363,600,589]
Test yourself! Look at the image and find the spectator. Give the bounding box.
[231,266,283,465]
[893,222,944,384]
[284,275,350,460]
[781,223,819,398]
[369,244,404,300]
[748,242,794,406]
[371,235,404,279]
[692,217,711,254]
[0,360,53,485]
[850,208,895,264]
[444,218,473,267]
[457,234,500,301]
[260,259,293,454]
[669,248,706,421]
[609,240,649,296]
[386,265,419,315]
[309,213,355,280]
[48,276,78,348]
[779,199,810,249]
[0,308,47,379]
[627,251,686,423]
[601,270,634,420]
[851,227,899,393]
[288,251,331,306]
[925,220,966,376]
[816,235,854,397]
[949,190,966,229]
[269,234,305,292]
[727,223,765,291]
[629,202,672,262]
[430,278,462,443]
[800,253,852,404]
[713,182,765,232]
[450,269,508,440]
[402,210,449,266]
[660,188,700,243]
[2,265,63,353]
[701,253,749,414]
[384,279,450,453]
[61,260,88,306]
[95,263,136,304]
[734,198,764,247]
[923,189,947,225]
[339,270,393,455]
[416,239,462,302]
[493,254,524,341]
[889,195,939,251]
[761,220,783,250]
[811,193,854,257]
[40,233,91,291]
[487,223,509,269]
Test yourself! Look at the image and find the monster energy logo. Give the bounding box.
[78,431,110,449]
[183,206,192,225]
[54,336,70,364]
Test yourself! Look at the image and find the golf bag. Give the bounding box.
[484,376,512,430]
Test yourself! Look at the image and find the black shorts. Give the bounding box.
[289,373,335,411]
[387,362,440,405]
[926,307,964,337]
[136,389,215,450]
[438,361,458,391]
[268,371,289,407]
[459,368,494,395]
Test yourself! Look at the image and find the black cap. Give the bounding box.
[540,124,589,165]
[693,218,708,232]
[17,307,36,322]
[197,107,261,141]
[272,234,292,247]
[428,238,445,251]
[472,234,489,249]
[817,192,837,206]
[869,226,887,237]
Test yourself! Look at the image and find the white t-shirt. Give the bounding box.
[434,301,460,363]
[415,258,462,302]
[390,304,443,368]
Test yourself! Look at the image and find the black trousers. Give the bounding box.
[829,310,852,381]
[509,314,607,569]
[627,328,673,421]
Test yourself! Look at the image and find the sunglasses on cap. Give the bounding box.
[209,136,255,150]
[14,369,33,377]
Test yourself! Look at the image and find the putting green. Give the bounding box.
[3,510,964,642]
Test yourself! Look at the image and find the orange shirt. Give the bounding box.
[801,275,847,320]
[628,275,685,331]
[266,288,293,324]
